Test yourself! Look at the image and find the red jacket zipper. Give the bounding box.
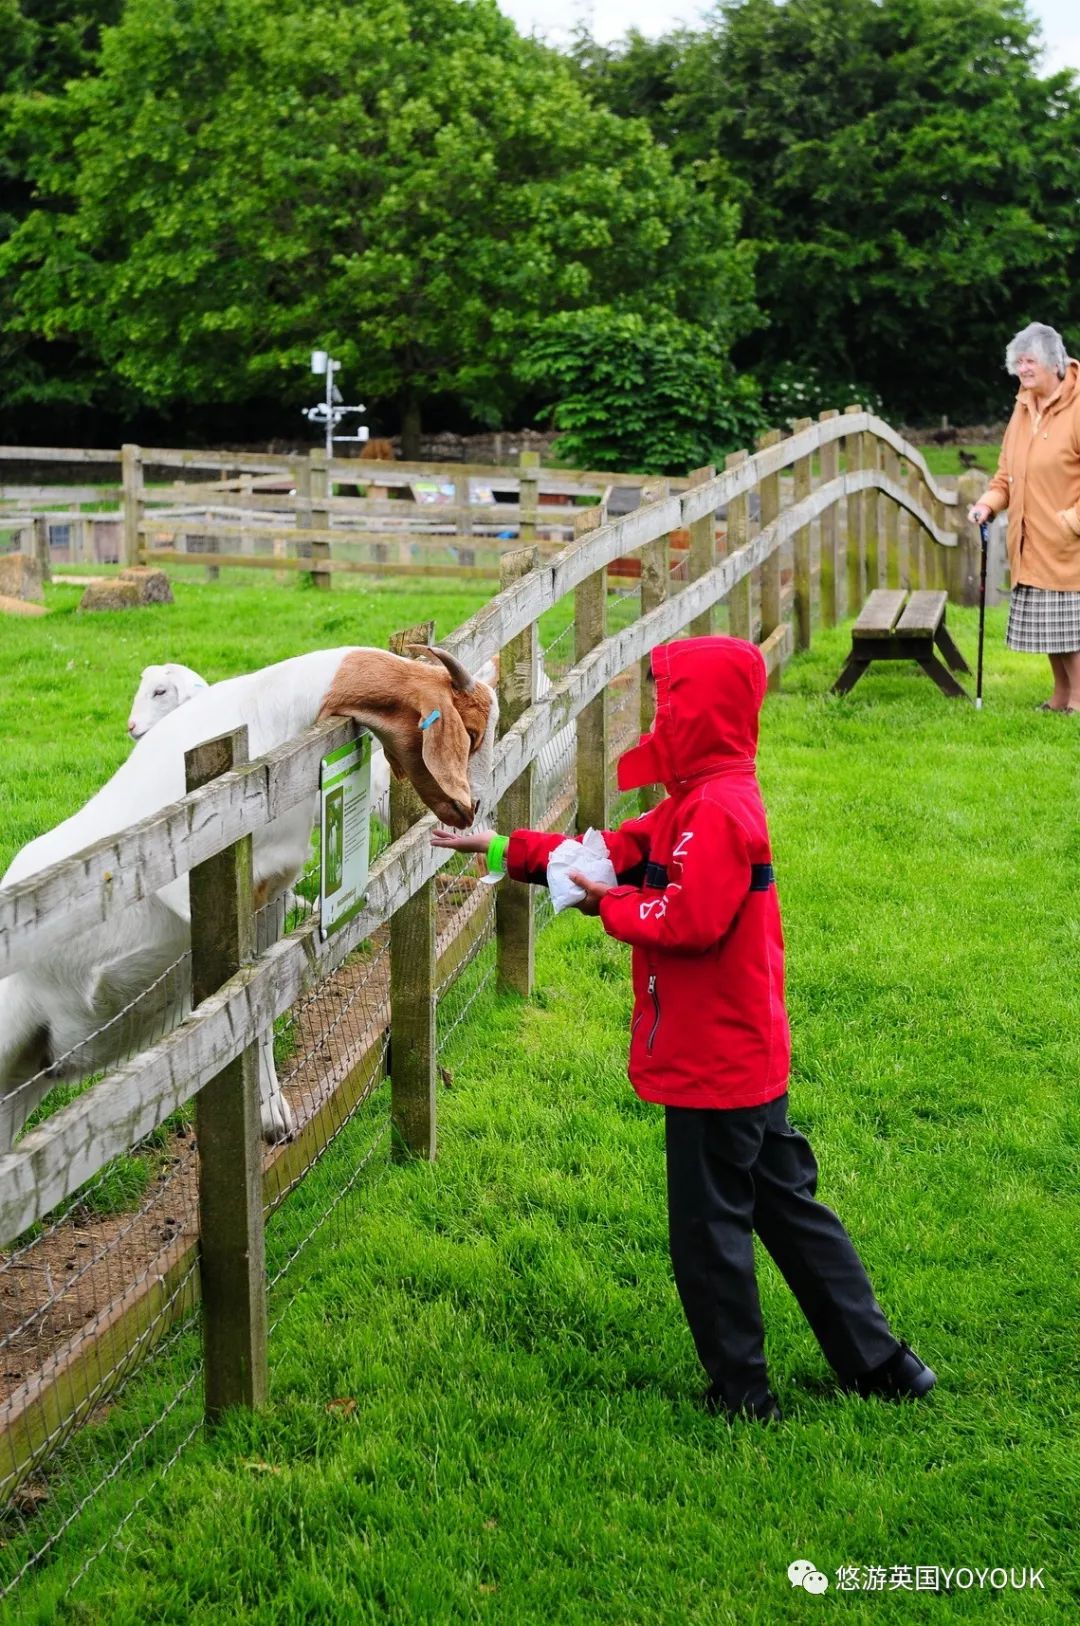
[647,975,661,1052]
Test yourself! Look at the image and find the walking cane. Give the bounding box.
[976,520,990,710]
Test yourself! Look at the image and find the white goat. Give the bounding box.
[128,663,208,739]
[0,646,497,1153]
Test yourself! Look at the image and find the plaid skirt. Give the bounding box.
[1006,585,1080,653]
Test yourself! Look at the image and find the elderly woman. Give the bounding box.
[968,323,1080,711]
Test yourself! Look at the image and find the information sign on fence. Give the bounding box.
[319,733,373,938]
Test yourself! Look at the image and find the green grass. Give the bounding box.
[3,603,1079,1620]
[918,444,1000,478]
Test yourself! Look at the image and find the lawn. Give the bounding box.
[917,444,1000,479]
[2,588,1079,1621]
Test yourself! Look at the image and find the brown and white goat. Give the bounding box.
[0,646,497,1155]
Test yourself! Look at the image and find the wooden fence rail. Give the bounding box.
[0,407,981,1485]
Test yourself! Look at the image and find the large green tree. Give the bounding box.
[1,1,122,414]
[578,0,1080,422]
[4,0,755,452]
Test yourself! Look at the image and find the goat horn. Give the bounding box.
[408,644,475,692]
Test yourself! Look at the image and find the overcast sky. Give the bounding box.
[496,0,1080,74]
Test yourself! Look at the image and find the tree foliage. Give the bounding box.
[6,0,1076,443]
[3,0,754,450]
[1,2,124,411]
[578,0,1080,421]
[518,307,762,471]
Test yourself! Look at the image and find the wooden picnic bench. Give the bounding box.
[832,588,972,700]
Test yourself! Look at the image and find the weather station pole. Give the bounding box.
[305,351,370,456]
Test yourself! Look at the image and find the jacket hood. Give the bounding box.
[617,636,767,793]
[1017,356,1080,416]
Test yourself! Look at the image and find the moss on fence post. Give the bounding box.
[844,406,865,609]
[955,470,987,607]
[519,450,540,545]
[496,547,538,996]
[883,444,902,589]
[818,412,840,625]
[638,482,670,812]
[687,464,717,639]
[573,508,608,834]
[120,443,143,569]
[724,451,751,641]
[862,424,881,591]
[791,419,813,652]
[756,429,783,679]
[388,622,437,1160]
[186,726,268,1421]
[310,450,331,591]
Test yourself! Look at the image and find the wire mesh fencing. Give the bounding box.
[0,572,655,1604]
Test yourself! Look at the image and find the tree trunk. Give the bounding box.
[401,391,422,461]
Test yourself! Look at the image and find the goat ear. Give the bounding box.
[418,703,472,807]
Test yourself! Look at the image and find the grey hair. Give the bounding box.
[1005,323,1068,379]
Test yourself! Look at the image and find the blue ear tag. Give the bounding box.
[419,708,441,731]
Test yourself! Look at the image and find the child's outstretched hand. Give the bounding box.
[567,870,614,916]
[431,828,494,854]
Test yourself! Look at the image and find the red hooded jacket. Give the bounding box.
[507,636,791,1110]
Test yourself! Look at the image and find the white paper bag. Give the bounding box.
[546,828,617,914]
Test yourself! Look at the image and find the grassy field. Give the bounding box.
[918,444,1000,479]
[2,585,1079,1621]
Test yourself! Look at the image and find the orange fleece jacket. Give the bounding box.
[979,358,1080,591]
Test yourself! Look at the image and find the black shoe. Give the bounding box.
[704,1383,783,1423]
[843,1342,936,1400]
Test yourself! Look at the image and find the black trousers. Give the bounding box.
[665,1093,900,1408]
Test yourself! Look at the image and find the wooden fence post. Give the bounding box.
[954,470,985,606]
[121,443,143,568]
[519,451,540,545]
[818,411,840,625]
[791,419,813,651]
[638,481,670,811]
[185,727,267,1421]
[389,621,437,1160]
[295,456,311,576]
[882,444,901,588]
[757,430,783,676]
[903,462,924,589]
[573,508,608,832]
[919,475,937,589]
[922,478,936,589]
[724,452,751,640]
[310,449,331,590]
[932,478,954,599]
[201,464,221,584]
[844,406,864,610]
[238,474,254,559]
[496,548,538,995]
[31,515,51,583]
[454,474,476,568]
[687,464,717,637]
[862,426,881,590]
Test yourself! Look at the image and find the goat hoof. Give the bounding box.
[261,1095,295,1143]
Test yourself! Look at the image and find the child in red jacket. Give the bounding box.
[434,636,934,1420]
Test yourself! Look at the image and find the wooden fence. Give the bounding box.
[0,443,692,582]
[0,409,986,1500]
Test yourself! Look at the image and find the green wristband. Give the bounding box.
[487,833,510,875]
